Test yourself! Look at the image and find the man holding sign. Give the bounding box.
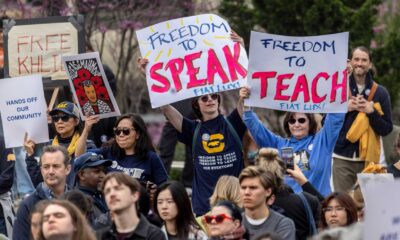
[242,32,349,196]
[332,46,393,193]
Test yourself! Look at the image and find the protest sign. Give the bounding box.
[363,179,400,240]
[136,14,248,108]
[63,52,120,120]
[3,15,85,80]
[245,31,349,113]
[0,75,49,148]
[357,173,394,206]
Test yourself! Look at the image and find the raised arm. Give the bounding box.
[160,105,183,133]
[75,115,100,157]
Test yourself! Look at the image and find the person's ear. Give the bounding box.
[65,164,72,175]
[233,219,240,228]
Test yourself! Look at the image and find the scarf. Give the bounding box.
[52,132,80,156]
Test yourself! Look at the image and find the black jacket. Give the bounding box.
[96,214,166,240]
[0,136,14,195]
[334,73,393,158]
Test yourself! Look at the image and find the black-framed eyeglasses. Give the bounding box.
[51,115,72,123]
[288,118,307,125]
[200,94,219,103]
[113,127,135,136]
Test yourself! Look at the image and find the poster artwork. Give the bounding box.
[63,52,120,120]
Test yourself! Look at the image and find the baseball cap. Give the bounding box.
[49,101,80,119]
[73,152,112,173]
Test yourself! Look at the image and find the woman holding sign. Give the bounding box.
[239,87,345,197]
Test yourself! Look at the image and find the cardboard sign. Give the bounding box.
[62,52,121,120]
[363,179,400,240]
[0,75,49,148]
[357,173,394,205]
[136,14,248,108]
[3,16,85,80]
[245,31,349,113]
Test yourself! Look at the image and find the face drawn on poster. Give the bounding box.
[63,52,120,120]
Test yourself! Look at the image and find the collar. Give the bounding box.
[77,185,102,196]
[41,182,70,199]
[109,214,150,238]
[349,72,374,98]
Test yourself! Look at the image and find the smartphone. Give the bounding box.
[281,147,294,170]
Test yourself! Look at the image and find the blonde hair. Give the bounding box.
[209,175,241,207]
[256,148,285,188]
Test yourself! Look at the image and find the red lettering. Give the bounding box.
[17,36,29,53]
[30,36,43,52]
[207,48,229,85]
[223,42,247,81]
[252,71,277,99]
[60,34,71,50]
[52,54,58,71]
[291,74,310,102]
[185,51,206,89]
[150,62,170,93]
[46,34,58,51]
[275,73,293,101]
[30,56,40,73]
[330,70,347,103]
[41,55,50,73]
[165,58,184,92]
[312,72,328,103]
[18,56,29,74]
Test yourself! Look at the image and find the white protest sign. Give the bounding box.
[363,179,400,240]
[246,31,349,113]
[357,173,394,205]
[0,75,49,148]
[62,52,121,120]
[136,14,248,108]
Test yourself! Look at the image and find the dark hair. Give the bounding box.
[351,46,372,62]
[191,94,221,120]
[154,181,200,239]
[111,113,154,160]
[283,112,317,137]
[61,190,93,216]
[320,192,358,229]
[40,145,70,166]
[214,200,243,223]
[101,172,141,194]
[38,200,96,240]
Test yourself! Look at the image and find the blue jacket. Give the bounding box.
[13,184,48,240]
[244,111,345,196]
[334,73,393,158]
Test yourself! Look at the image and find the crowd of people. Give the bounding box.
[0,30,398,240]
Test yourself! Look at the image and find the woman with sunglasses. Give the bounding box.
[205,200,248,240]
[240,87,345,197]
[24,101,96,187]
[75,113,168,186]
[154,181,207,240]
[320,192,358,230]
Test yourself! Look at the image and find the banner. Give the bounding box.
[62,52,121,120]
[245,31,349,113]
[0,75,49,148]
[136,14,248,108]
[3,16,85,80]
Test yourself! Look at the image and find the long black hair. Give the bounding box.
[111,113,154,160]
[154,181,200,239]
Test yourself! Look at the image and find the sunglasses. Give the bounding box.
[113,127,135,136]
[204,213,233,224]
[200,94,219,103]
[51,115,72,123]
[288,118,307,125]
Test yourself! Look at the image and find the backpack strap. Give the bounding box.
[367,82,378,101]
[192,121,202,164]
[224,117,243,150]
[297,192,317,236]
